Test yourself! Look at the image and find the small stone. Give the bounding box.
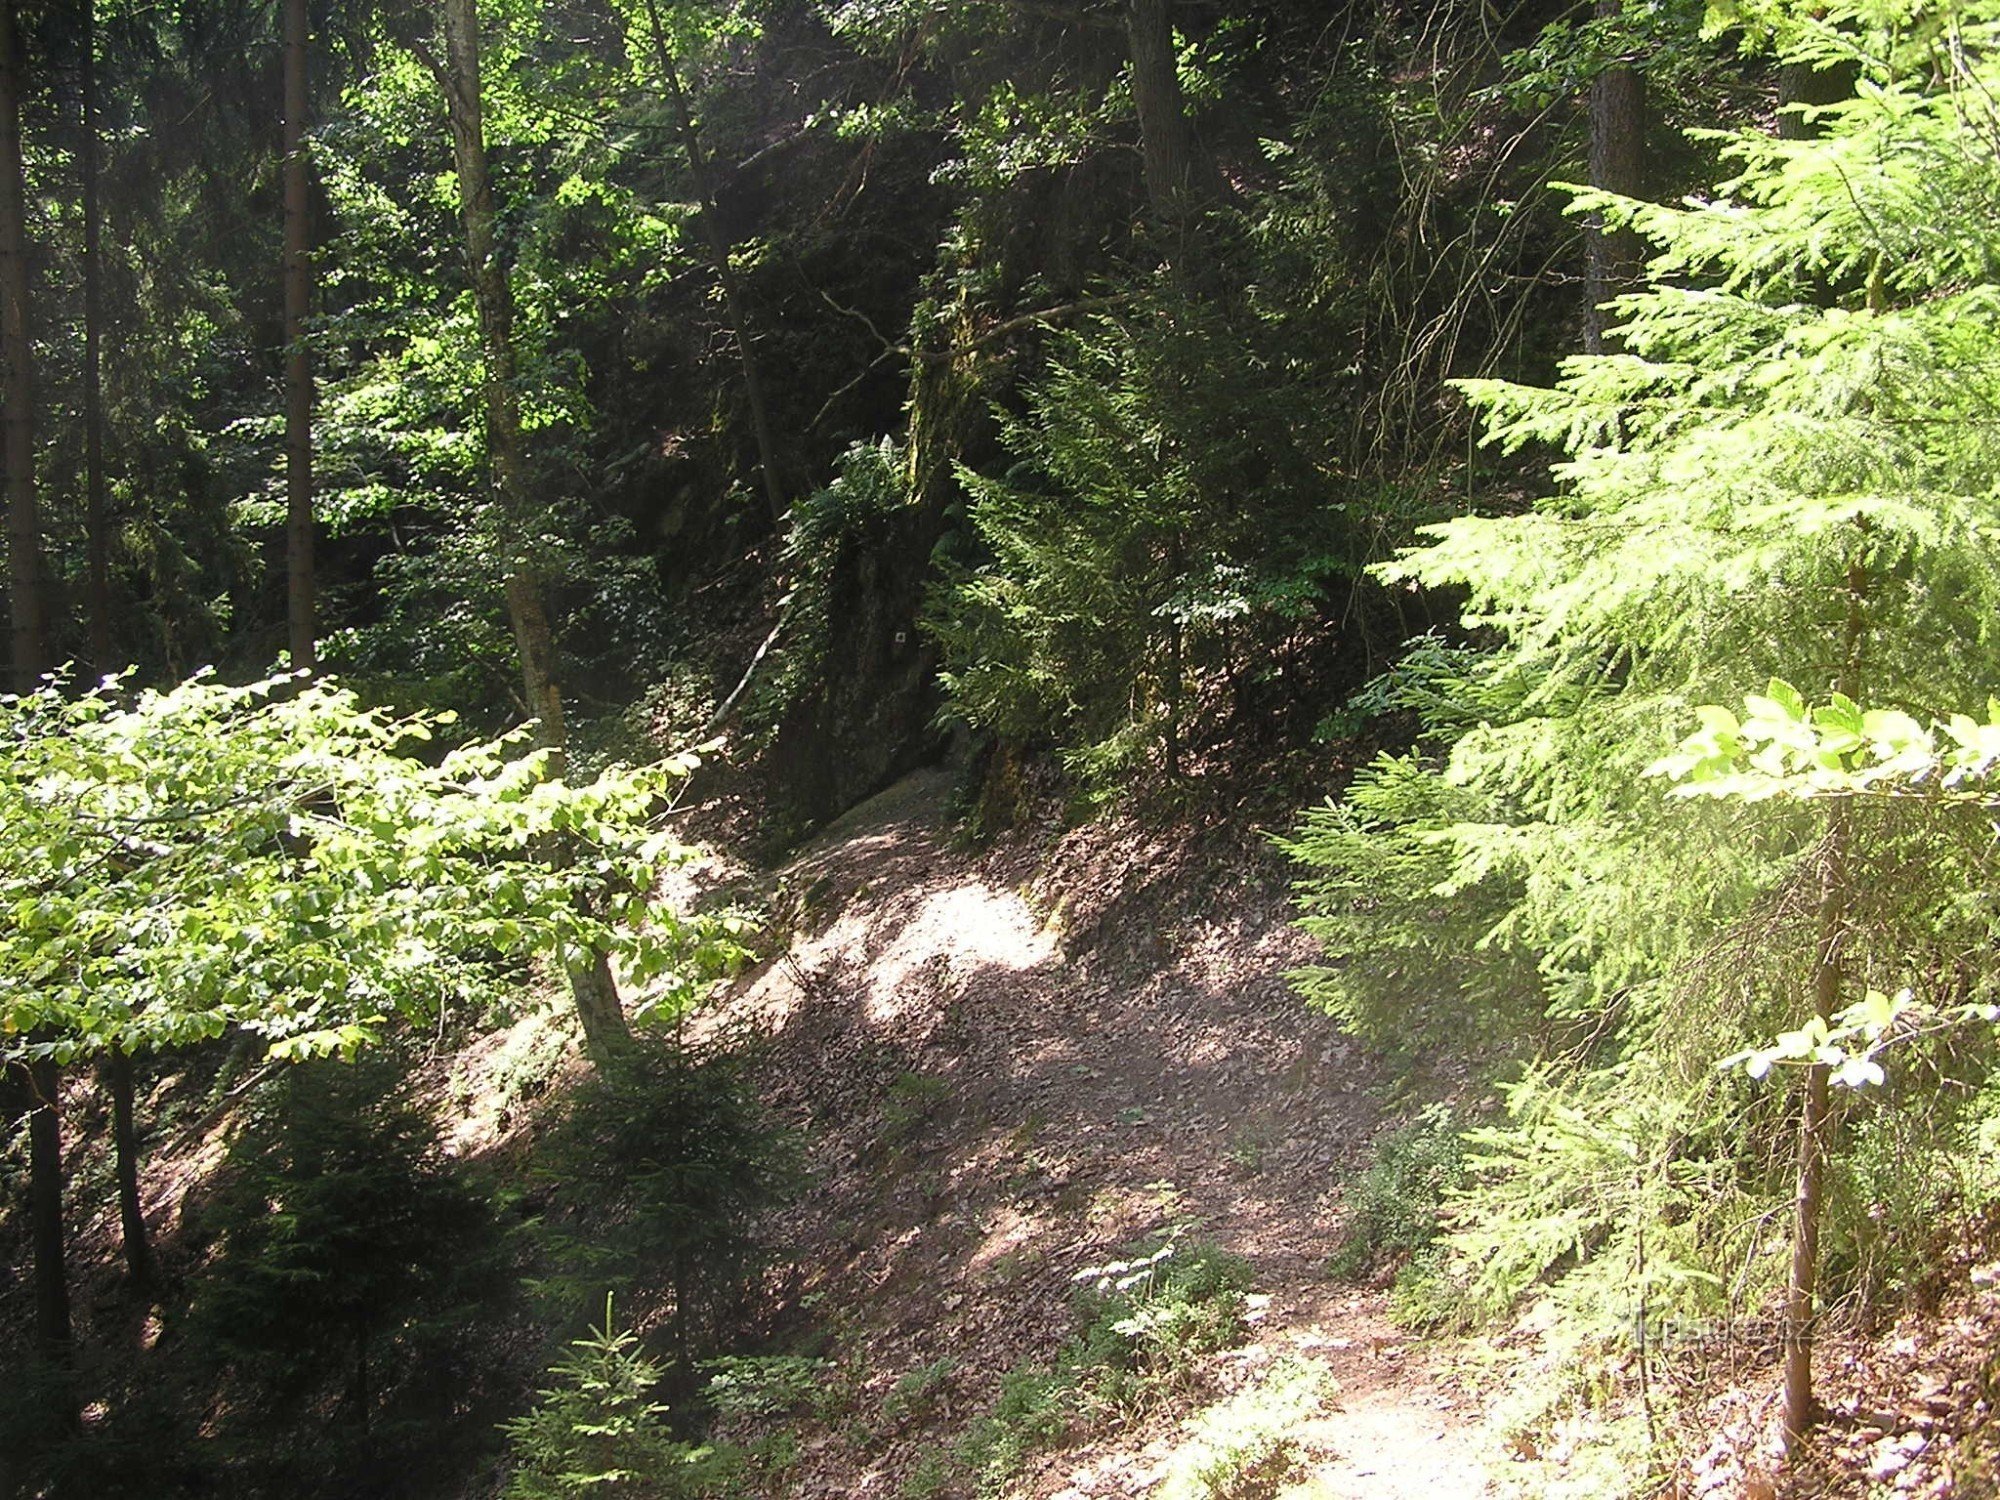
[1868,1433,1926,1481]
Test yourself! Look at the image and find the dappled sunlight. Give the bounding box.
[677,767,1510,1499]
[724,872,1059,1037]
[966,1204,1047,1279]
[856,881,1058,1024]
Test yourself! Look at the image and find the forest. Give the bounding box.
[4,0,2000,1495]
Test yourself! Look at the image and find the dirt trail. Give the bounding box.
[701,769,1498,1498]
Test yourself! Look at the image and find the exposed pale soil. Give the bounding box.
[690,768,1497,1498]
[20,764,2000,1500]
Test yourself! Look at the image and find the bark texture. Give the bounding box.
[1584,0,1645,354]
[284,0,317,670]
[27,1059,70,1349]
[1,0,44,693]
[435,0,559,736]
[1125,0,1197,221]
[2,0,67,1388]
[431,0,634,1065]
[107,1052,153,1290]
[82,0,113,674]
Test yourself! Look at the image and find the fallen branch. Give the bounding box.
[704,592,797,736]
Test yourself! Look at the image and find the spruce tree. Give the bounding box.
[1289,0,2000,1368]
[501,1298,697,1500]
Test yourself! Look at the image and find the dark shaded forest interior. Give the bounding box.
[5,0,2000,1496]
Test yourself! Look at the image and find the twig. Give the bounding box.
[703,595,798,736]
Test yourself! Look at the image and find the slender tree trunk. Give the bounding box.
[1782,862,1840,1449]
[433,0,575,751]
[81,0,113,675]
[638,0,785,524]
[1,0,45,693]
[1125,3,1207,775]
[1777,58,1856,141]
[429,1,554,731]
[106,1051,153,1291]
[502,569,565,738]
[26,1059,71,1350]
[1781,539,1869,1452]
[2,1,69,1409]
[1161,538,1184,781]
[427,0,633,1066]
[284,0,316,670]
[2,1062,70,1351]
[352,1320,372,1432]
[1125,0,1197,222]
[1584,0,1644,354]
[3,1057,73,1500]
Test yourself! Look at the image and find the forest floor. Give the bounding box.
[684,768,1499,1498]
[25,763,1999,1499]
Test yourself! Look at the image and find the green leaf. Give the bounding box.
[1765,678,1806,721]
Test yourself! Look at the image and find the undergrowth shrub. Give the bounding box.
[882,1357,958,1426]
[880,1069,954,1145]
[1154,1358,1331,1500]
[1073,1239,1255,1395]
[899,1451,954,1500]
[530,1044,799,1364]
[1326,1105,1464,1284]
[957,1364,1076,1494]
[702,1354,830,1421]
[501,1300,715,1500]
[0,1358,101,1499]
[186,1056,513,1497]
[954,1239,1254,1494]
[928,266,1368,790]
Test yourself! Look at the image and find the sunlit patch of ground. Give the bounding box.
[690,768,1501,1498]
[429,996,581,1160]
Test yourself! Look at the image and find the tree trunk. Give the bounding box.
[1777,56,1856,141]
[434,0,577,756]
[106,1051,153,1291]
[429,0,634,1066]
[284,0,317,671]
[2,0,68,1405]
[502,568,566,740]
[3,1057,73,1497]
[1782,872,1839,1449]
[498,570,629,1063]
[1,0,45,694]
[638,0,785,524]
[431,0,561,740]
[352,1319,372,1432]
[1584,0,1645,354]
[1781,539,1869,1452]
[1125,0,1197,223]
[26,1060,71,1350]
[81,0,113,676]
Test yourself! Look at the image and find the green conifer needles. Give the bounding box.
[501,1296,701,1499]
[1291,0,2000,1351]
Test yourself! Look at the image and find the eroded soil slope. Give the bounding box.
[698,769,1495,1498]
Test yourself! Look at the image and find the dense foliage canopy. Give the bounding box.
[6,0,2000,1493]
[1,671,732,1063]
